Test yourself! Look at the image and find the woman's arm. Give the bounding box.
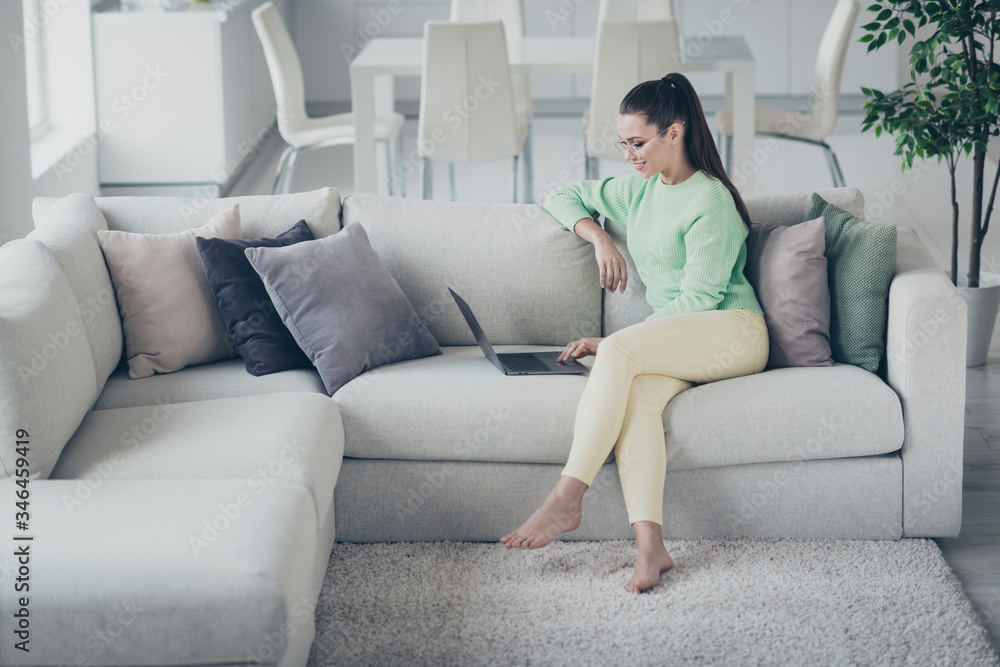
[543,177,639,293]
[543,177,638,233]
[572,217,628,293]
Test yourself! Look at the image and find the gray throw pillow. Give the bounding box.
[244,222,441,395]
[745,216,833,369]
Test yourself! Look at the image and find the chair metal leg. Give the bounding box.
[385,139,399,197]
[523,124,534,204]
[273,145,296,195]
[449,162,456,202]
[421,157,433,200]
[397,133,406,198]
[381,138,394,197]
[511,154,519,203]
[823,142,846,187]
[282,148,302,194]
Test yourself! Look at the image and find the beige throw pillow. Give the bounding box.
[98,205,242,379]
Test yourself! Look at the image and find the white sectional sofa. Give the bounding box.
[0,185,965,666]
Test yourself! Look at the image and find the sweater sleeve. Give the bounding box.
[647,198,748,319]
[542,176,638,233]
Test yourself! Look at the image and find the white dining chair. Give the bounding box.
[417,20,531,202]
[252,2,406,195]
[715,0,860,187]
[449,0,533,200]
[598,0,675,21]
[584,20,682,180]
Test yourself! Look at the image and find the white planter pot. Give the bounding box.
[957,271,1000,367]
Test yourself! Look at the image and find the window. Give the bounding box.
[17,0,96,181]
[21,0,48,139]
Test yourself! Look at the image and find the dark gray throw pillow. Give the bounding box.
[196,220,315,377]
[244,222,441,395]
[745,216,834,369]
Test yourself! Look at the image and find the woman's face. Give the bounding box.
[616,113,683,179]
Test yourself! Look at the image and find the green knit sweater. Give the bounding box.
[543,170,763,320]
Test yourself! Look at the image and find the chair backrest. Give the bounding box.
[586,20,681,161]
[251,2,308,139]
[418,21,520,162]
[450,0,525,38]
[598,0,674,22]
[811,0,860,137]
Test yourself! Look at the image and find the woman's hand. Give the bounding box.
[594,237,628,293]
[559,337,605,362]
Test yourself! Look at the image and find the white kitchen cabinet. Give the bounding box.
[93,0,289,194]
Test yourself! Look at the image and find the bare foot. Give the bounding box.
[626,544,673,594]
[501,476,586,549]
[626,520,673,593]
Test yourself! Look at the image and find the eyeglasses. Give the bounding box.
[614,121,684,157]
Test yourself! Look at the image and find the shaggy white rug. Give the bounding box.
[307,538,1000,666]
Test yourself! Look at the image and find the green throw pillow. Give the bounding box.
[806,193,896,373]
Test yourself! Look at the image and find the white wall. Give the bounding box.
[0,1,99,246]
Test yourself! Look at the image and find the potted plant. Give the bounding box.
[859,0,1000,366]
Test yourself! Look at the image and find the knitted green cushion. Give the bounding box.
[806,193,897,373]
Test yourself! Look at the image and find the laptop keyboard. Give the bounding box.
[498,353,551,373]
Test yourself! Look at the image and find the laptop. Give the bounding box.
[448,287,589,375]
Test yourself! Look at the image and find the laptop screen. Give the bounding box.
[448,287,505,371]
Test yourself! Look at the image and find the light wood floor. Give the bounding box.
[222,108,1000,649]
[940,339,1000,649]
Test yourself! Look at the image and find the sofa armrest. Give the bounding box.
[885,227,967,537]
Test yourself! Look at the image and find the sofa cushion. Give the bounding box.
[342,193,602,345]
[603,187,867,336]
[246,223,442,396]
[197,219,315,376]
[50,393,344,529]
[745,216,833,368]
[0,240,97,480]
[92,358,325,410]
[98,205,242,379]
[0,480,317,667]
[334,347,903,470]
[34,187,342,240]
[807,193,897,374]
[662,363,903,471]
[335,346,590,463]
[28,193,124,393]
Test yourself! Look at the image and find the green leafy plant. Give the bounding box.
[859,0,1000,286]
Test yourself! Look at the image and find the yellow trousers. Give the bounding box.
[562,308,769,525]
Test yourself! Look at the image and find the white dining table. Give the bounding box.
[350,35,755,196]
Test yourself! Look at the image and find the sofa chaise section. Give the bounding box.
[50,392,344,568]
[5,188,350,667]
[0,480,318,667]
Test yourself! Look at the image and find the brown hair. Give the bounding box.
[620,73,751,230]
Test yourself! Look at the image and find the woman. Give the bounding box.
[500,73,769,594]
